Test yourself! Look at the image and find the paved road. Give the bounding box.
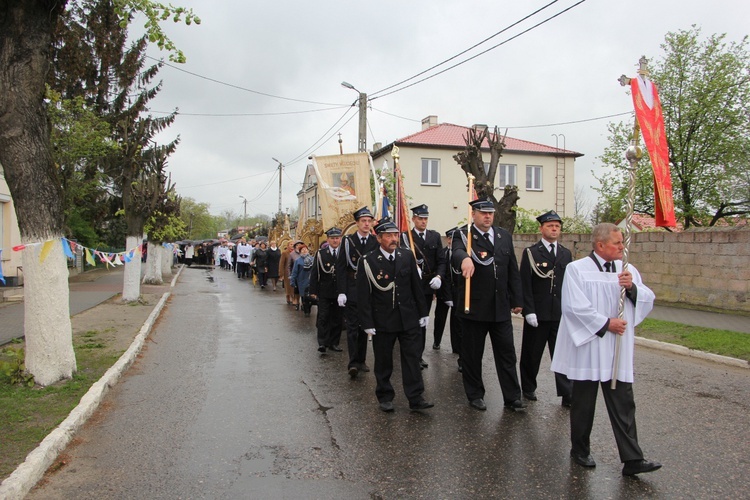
[28,266,750,499]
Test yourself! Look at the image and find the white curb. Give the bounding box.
[636,336,749,369]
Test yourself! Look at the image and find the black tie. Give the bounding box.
[389,254,394,262]
[419,232,425,241]
[604,261,613,273]
[361,237,366,246]
[549,244,556,259]
[332,250,336,259]
[484,232,492,245]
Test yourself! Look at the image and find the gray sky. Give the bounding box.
[143,0,750,218]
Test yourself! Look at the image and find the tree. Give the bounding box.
[595,27,750,228]
[0,0,197,386]
[179,197,215,240]
[453,126,519,232]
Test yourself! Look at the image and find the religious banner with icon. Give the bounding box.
[311,152,373,230]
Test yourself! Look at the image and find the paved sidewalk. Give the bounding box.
[0,267,170,346]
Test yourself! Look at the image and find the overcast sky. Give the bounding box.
[141,0,749,219]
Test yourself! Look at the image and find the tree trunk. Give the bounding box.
[122,235,143,301]
[143,241,163,285]
[0,1,76,385]
[161,243,173,280]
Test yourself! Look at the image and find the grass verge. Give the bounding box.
[636,318,750,362]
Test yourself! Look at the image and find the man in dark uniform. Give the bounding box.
[432,227,464,370]
[451,198,525,412]
[309,227,344,353]
[337,206,380,378]
[400,204,446,368]
[357,218,433,412]
[519,210,574,406]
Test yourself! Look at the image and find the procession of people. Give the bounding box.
[206,201,660,477]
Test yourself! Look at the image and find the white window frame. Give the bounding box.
[421,158,440,186]
[526,165,543,191]
[498,164,517,187]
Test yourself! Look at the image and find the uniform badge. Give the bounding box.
[325,262,330,268]
[384,274,389,280]
[479,251,488,259]
[472,234,478,240]
[542,262,548,268]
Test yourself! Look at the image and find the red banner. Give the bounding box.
[394,162,410,232]
[631,77,677,227]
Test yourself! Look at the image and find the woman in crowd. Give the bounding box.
[266,240,282,291]
[290,244,314,315]
[253,241,269,289]
[279,241,295,304]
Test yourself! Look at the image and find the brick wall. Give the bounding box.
[512,228,750,314]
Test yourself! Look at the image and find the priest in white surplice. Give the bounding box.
[551,223,662,477]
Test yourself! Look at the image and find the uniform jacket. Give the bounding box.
[336,233,379,303]
[400,228,447,296]
[356,248,428,333]
[451,225,522,322]
[309,246,338,299]
[519,240,572,321]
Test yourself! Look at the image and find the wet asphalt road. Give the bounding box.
[29,266,750,499]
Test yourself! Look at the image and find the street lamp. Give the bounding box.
[239,196,248,228]
[341,81,367,153]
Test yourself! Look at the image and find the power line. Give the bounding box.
[501,111,633,129]
[369,0,561,98]
[371,0,588,101]
[281,107,358,166]
[150,105,349,117]
[149,56,345,106]
[180,167,277,189]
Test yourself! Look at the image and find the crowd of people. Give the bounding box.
[208,201,662,477]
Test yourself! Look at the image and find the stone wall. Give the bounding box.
[512,227,750,314]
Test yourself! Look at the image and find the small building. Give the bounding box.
[370,116,583,233]
[0,163,23,286]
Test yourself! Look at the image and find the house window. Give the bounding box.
[526,165,542,191]
[421,158,440,185]
[498,164,517,187]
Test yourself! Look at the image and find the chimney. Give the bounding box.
[472,124,488,133]
[371,142,382,152]
[421,115,438,130]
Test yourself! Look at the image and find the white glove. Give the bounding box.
[419,316,429,328]
[337,293,347,307]
[444,301,454,308]
[525,313,539,327]
[365,328,376,336]
[429,276,442,290]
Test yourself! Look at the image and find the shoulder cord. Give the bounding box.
[363,257,396,308]
[316,250,335,275]
[526,247,555,293]
[459,229,494,266]
[344,237,364,271]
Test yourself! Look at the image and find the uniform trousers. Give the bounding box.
[433,303,462,353]
[372,327,424,404]
[432,299,449,346]
[519,320,572,397]
[316,297,343,347]
[571,380,644,462]
[343,301,368,369]
[459,318,522,403]
[418,294,434,355]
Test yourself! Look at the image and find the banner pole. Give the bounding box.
[464,174,475,314]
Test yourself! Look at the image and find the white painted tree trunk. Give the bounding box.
[122,235,143,302]
[23,238,77,386]
[161,244,173,280]
[143,242,163,285]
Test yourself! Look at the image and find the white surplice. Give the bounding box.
[550,257,654,383]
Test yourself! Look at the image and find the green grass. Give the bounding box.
[0,344,122,480]
[636,318,750,362]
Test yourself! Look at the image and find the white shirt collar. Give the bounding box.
[379,248,395,260]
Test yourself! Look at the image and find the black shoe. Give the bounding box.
[570,450,596,468]
[420,359,428,369]
[432,344,440,350]
[469,398,487,411]
[504,399,527,412]
[457,359,463,372]
[348,366,358,379]
[379,401,395,413]
[409,400,435,411]
[523,391,538,401]
[359,364,370,372]
[328,345,343,352]
[622,459,662,476]
[561,395,573,407]
[294,304,299,310]
[317,345,326,353]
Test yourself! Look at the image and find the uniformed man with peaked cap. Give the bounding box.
[310,227,344,353]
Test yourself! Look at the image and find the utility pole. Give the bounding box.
[239,196,248,227]
[272,157,283,215]
[341,81,367,152]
